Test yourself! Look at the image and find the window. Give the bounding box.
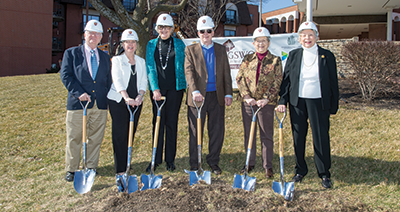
[226,10,236,24]
[123,0,136,12]
[83,15,100,27]
[83,0,94,8]
[225,30,236,37]
[250,14,253,24]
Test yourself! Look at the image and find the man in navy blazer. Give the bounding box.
[60,20,111,182]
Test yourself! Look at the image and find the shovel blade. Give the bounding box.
[127,175,138,194]
[140,174,162,191]
[74,169,96,194]
[185,169,211,186]
[272,181,295,201]
[233,174,256,191]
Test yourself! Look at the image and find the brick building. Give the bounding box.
[0,0,53,77]
[0,0,260,77]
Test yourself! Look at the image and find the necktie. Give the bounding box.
[90,49,98,80]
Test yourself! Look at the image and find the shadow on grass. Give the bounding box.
[90,151,399,193]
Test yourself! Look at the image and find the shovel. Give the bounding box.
[184,98,211,186]
[272,109,294,201]
[233,105,261,191]
[140,96,166,191]
[117,103,139,194]
[185,98,211,186]
[74,100,96,194]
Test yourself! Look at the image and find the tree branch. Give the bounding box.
[109,0,135,28]
[88,0,122,26]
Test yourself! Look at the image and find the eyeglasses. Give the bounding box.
[255,39,269,44]
[199,29,213,34]
[124,40,137,44]
[299,33,316,38]
[158,25,172,30]
[86,31,102,36]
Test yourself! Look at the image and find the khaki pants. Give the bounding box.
[65,102,107,172]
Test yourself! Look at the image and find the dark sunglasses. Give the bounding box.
[158,25,172,30]
[199,29,213,34]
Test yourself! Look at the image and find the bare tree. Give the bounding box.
[88,0,188,57]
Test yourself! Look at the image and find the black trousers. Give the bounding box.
[289,98,331,178]
[109,99,142,173]
[150,89,184,164]
[188,91,225,167]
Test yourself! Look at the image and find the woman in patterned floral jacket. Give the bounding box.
[236,27,283,179]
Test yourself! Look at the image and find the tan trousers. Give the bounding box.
[65,102,107,172]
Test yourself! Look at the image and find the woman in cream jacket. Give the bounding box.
[107,29,148,192]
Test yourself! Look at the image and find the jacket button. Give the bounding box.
[94,81,96,83]
[92,90,95,93]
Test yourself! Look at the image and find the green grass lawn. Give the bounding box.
[0,73,399,211]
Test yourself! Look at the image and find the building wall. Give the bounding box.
[0,0,53,77]
[369,24,387,40]
[64,4,83,49]
[262,5,298,21]
[317,38,359,77]
[247,4,259,35]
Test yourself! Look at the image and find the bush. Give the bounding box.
[342,40,400,101]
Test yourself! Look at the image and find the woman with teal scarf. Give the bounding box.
[146,13,186,172]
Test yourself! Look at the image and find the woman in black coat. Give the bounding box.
[276,21,339,189]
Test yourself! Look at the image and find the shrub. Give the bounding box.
[342,40,400,101]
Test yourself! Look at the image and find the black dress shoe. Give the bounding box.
[292,174,304,183]
[210,164,222,175]
[166,162,175,172]
[190,166,198,171]
[65,172,75,182]
[146,163,159,173]
[240,165,255,174]
[322,178,332,188]
[265,168,274,179]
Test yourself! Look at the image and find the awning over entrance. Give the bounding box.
[294,0,400,40]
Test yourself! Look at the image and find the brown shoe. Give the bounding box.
[265,168,273,178]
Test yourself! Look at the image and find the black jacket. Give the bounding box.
[278,46,339,114]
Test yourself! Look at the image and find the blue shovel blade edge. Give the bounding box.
[127,175,138,194]
[185,169,211,186]
[140,174,162,191]
[272,181,295,201]
[233,174,256,191]
[74,169,96,194]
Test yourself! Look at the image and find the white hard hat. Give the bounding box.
[197,16,214,30]
[84,20,103,33]
[253,27,271,41]
[121,29,139,42]
[156,13,174,27]
[298,21,319,37]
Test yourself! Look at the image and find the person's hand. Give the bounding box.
[125,97,138,106]
[135,95,143,105]
[152,90,161,101]
[276,105,286,113]
[244,97,256,106]
[256,99,268,108]
[225,97,232,106]
[193,92,203,102]
[79,93,91,102]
